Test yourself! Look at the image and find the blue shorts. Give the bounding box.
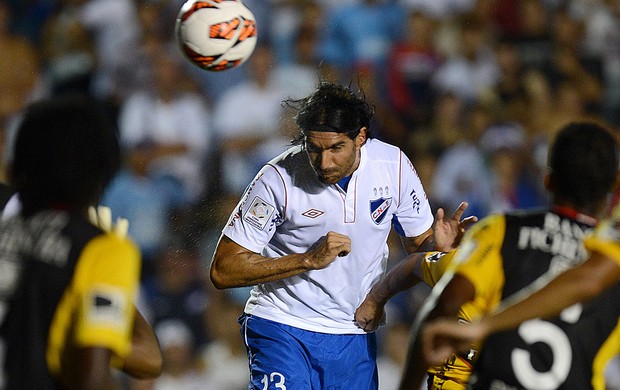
[239,314,378,390]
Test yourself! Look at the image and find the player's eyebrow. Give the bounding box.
[305,139,347,151]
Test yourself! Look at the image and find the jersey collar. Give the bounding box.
[552,205,598,226]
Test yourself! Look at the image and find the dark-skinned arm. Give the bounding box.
[422,218,620,366]
[399,274,476,390]
[355,251,430,331]
[481,251,619,334]
[60,347,121,390]
[121,308,162,379]
[61,310,162,388]
[355,202,477,331]
[422,250,620,367]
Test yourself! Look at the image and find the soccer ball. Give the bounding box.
[176,0,257,72]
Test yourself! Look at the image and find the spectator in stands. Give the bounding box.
[117,47,212,204]
[212,43,289,197]
[200,291,249,390]
[386,10,441,129]
[318,0,406,79]
[431,13,500,106]
[152,319,204,390]
[0,0,40,122]
[430,100,494,218]
[78,0,141,101]
[139,235,211,351]
[101,142,188,279]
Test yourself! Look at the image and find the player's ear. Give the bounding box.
[356,127,368,147]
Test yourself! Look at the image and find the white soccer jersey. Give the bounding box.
[222,138,433,334]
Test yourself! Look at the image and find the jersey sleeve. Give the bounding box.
[451,214,507,313]
[72,234,141,359]
[221,164,286,253]
[392,151,434,237]
[584,204,620,268]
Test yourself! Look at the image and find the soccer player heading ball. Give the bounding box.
[210,81,474,389]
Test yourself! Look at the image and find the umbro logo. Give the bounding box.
[302,209,324,218]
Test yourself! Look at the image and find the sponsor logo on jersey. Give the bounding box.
[370,197,392,224]
[243,196,275,230]
[425,251,447,262]
[86,287,126,328]
[301,209,324,218]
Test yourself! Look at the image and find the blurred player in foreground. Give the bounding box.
[210,81,473,389]
[0,95,161,389]
[399,122,619,390]
[422,206,620,387]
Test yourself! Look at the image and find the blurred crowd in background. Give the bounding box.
[1,0,620,388]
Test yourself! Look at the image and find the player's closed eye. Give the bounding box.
[305,143,319,153]
[305,142,345,154]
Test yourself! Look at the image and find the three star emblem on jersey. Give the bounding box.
[243,196,275,230]
[370,197,392,225]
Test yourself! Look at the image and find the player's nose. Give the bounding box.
[319,151,334,169]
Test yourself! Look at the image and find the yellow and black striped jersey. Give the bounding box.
[453,207,619,390]
[0,210,140,389]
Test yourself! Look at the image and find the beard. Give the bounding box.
[313,151,358,185]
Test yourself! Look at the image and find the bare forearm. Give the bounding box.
[483,252,620,335]
[122,309,162,379]
[211,251,313,289]
[61,348,123,390]
[211,233,351,289]
[369,252,426,304]
[399,274,475,390]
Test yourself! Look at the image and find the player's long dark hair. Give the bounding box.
[549,122,618,210]
[11,94,120,216]
[286,81,375,145]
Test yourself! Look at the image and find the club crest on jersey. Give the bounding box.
[243,196,275,231]
[370,197,392,224]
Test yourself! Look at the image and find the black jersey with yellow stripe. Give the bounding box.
[456,208,619,390]
[0,210,140,389]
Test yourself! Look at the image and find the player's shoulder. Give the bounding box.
[269,145,304,166]
[469,213,507,236]
[268,145,323,187]
[70,214,139,259]
[363,138,404,163]
[503,207,548,223]
[365,138,401,154]
[85,231,141,266]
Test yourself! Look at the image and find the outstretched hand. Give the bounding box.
[433,202,478,252]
